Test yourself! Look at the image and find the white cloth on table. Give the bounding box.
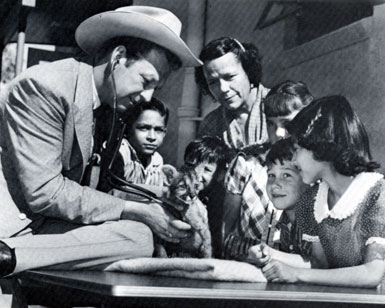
[104,257,267,282]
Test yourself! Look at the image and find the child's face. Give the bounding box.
[128,109,167,156]
[266,110,300,144]
[267,160,308,211]
[194,161,218,192]
[293,145,326,185]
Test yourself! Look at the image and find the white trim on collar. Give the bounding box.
[314,172,383,223]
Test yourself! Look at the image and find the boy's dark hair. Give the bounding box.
[195,37,262,98]
[266,138,296,168]
[184,136,230,171]
[287,95,379,176]
[99,37,182,70]
[125,97,169,128]
[264,80,313,118]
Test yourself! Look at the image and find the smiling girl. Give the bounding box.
[261,95,385,288]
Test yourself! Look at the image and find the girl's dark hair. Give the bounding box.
[99,37,182,70]
[125,97,169,128]
[195,37,262,97]
[287,95,379,176]
[266,138,295,167]
[184,136,231,171]
[264,80,313,117]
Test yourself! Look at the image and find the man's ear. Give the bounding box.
[111,45,127,69]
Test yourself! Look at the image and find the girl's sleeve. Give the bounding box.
[295,185,320,242]
[361,181,385,262]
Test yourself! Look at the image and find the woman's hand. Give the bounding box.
[262,260,299,283]
[247,244,271,268]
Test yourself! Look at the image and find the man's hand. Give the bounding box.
[262,260,299,283]
[247,244,271,268]
[122,201,192,243]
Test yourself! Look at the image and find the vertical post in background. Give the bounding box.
[15,0,36,76]
[176,0,206,165]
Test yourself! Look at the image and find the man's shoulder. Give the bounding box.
[10,57,85,90]
[8,57,89,102]
[21,57,80,77]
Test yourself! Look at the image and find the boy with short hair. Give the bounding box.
[184,136,232,257]
[222,80,313,260]
[248,138,311,268]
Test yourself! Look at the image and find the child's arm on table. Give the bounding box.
[261,242,385,288]
[248,243,311,269]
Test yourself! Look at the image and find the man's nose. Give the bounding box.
[140,89,155,103]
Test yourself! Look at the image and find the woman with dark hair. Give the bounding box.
[195,37,269,150]
[258,95,385,288]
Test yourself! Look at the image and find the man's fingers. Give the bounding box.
[157,231,180,243]
[170,219,191,231]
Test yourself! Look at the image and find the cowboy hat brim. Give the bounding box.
[75,10,202,67]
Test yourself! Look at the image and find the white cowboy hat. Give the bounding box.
[75,6,202,67]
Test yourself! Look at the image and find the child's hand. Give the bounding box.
[247,243,271,268]
[262,260,299,283]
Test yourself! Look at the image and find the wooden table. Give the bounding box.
[16,270,385,307]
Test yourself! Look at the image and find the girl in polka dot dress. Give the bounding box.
[261,95,385,288]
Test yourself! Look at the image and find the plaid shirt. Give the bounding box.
[223,153,279,259]
[275,211,312,260]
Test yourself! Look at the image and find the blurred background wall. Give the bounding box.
[2,0,385,171]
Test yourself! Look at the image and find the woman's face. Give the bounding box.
[203,52,253,112]
[266,110,300,144]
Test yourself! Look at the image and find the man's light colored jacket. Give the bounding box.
[0,58,126,238]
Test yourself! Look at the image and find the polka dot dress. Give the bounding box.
[296,176,385,269]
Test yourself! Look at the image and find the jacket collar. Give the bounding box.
[73,58,94,175]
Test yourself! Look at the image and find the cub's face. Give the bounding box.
[169,169,200,204]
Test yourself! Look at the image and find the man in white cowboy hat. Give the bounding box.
[0,6,201,275]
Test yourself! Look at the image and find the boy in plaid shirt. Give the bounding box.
[222,81,313,259]
[247,138,311,268]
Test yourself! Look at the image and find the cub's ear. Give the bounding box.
[161,164,179,186]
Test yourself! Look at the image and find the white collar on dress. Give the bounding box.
[314,172,383,223]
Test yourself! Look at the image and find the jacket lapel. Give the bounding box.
[73,60,94,180]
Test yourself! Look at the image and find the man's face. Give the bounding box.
[203,52,252,112]
[128,109,167,157]
[111,48,172,114]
